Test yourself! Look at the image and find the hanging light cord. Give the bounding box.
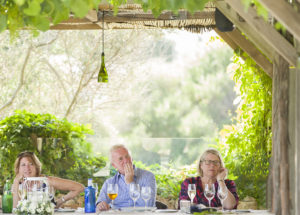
[102,11,104,53]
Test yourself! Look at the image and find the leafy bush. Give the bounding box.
[217,53,272,208]
[0,110,106,189]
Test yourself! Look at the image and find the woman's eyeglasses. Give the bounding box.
[202,160,221,166]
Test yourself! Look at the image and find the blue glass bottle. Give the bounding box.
[84,178,96,213]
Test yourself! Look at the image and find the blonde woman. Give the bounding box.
[12,151,84,208]
[178,148,238,209]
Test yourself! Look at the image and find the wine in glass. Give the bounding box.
[188,184,196,203]
[204,183,215,207]
[141,186,151,208]
[217,186,228,210]
[129,183,140,208]
[107,184,118,209]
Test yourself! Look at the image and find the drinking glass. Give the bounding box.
[48,185,55,202]
[129,183,140,208]
[141,186,151,208]
[217,186,228,210]
[204,183,215,207]
[92,183,98,199]
[18,183,27,200]
[107,183,118,209]
[180,200,191,213]
[188,184,196,203]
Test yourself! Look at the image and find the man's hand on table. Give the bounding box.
[96,202,110,212]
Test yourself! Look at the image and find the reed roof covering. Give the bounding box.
[50,2,216,33]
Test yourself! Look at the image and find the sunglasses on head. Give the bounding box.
[17,151,34,158]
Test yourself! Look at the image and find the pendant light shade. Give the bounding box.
[98,52,108,82]
[98,11,108,83]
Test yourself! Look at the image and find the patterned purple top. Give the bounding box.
[178,176,239,209]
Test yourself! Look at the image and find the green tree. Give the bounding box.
[124,43,236,165]
[0,110,106,188]
[217,52,272,207]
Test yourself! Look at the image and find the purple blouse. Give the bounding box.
[178,176,239,209]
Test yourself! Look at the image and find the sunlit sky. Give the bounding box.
[145,29,228,78]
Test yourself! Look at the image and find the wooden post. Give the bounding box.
[272,54,290,215]
[294,41,300,215]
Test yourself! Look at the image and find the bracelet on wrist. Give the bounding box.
[218,179,225,182]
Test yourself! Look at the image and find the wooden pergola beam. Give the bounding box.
[227,28,273,77]
[50,23,101,30]
[101,11,214,22]
[214,28,238,50]
[214,1,274,62]
[258,0,300,42]
[224,0,298,67]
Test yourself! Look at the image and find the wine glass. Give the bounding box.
[188,184,196,203]
[48,185,55,202]
[92,183,98,199]
[217,186,228,210]
[141,186,151,208]
[204,183,215,207]
[129,183,140,208]
[18,182,27,200]
[107,183,118,209]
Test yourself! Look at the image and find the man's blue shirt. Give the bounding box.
[96,166,156,208]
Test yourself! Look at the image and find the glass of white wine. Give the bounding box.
[188,184,196,204]
[204,183,215,207]
[107,183,118,209]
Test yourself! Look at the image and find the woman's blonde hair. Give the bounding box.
[14,151,42,176]
[197,148,225,177]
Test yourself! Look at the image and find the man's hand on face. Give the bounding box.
[124,163,134,184]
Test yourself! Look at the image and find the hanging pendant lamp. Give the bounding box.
[98,11,108,83]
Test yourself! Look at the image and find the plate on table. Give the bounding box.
[229,209,251,213]
[55,208,76,212]
[156,209,178,213]
[121,207,157,212]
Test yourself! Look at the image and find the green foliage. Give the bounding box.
[0,0,102,37]
[0,110,106,189]
[134,161,198,200]
[217,52,272,207]
[0,0,211,38]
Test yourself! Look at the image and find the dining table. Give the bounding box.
[0,208,274,215]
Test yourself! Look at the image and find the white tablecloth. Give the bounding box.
[0,209,274,215]
[56,209,272,215]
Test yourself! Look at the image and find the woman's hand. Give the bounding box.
[14,173,24,184]
[216,168,228,181]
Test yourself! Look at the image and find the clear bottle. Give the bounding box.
[2,179,13,213]
[84,178,96,213]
